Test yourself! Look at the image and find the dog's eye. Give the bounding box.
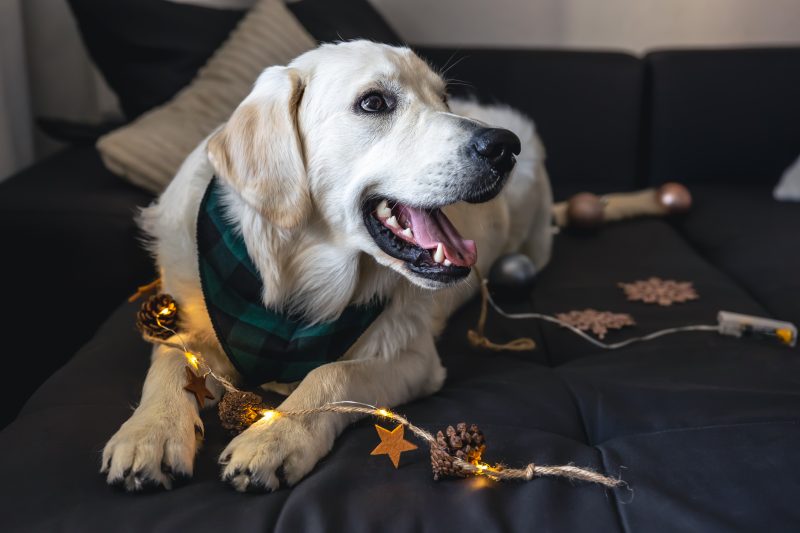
[359,93,389,113]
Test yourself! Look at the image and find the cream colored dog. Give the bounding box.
[101,41,552,492]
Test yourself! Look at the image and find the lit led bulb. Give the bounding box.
[261,410,280,422]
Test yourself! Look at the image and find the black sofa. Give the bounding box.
[1,1,799,531]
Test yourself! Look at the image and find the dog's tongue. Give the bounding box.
[398,205,477,267]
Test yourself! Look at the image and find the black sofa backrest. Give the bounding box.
[644,48,800,187]
[417,48,644,198]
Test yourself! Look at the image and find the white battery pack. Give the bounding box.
[717,311,797,347]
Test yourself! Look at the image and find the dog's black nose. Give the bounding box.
[471,128,521,172]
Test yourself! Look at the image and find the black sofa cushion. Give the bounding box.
[0,146,154,428]
[417,48,644,198]
[675,185,800,326]
[3,218,798,532]
[68,0,400,121]
[645,48,800,187]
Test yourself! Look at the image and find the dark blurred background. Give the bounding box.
[3,0,800,180]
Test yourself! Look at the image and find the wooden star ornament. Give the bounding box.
[183,366,215,408]
[370,424,418,468]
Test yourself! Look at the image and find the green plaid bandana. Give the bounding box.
[197,178,385,384]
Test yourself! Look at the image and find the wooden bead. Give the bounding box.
[657,182,692,213]
[566,192,604,228]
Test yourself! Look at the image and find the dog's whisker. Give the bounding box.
[436,50,461,77]
[446,82,477,92]
[440,54,470,78]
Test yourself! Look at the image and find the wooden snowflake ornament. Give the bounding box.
[619,277,698,306]
[556,309,636,339]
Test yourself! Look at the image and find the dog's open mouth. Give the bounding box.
[363,198,476,283]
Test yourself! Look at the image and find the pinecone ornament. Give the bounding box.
[430,422,486,480]
[218,391,267,435]
[136,293,180,339]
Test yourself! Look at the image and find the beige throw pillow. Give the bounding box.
[97,0,315,193]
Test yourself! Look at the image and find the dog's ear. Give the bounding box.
[207,66,309,229]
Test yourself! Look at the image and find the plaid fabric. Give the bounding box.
[197,178,385,384]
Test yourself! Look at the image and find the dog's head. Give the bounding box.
[208,41,519,290]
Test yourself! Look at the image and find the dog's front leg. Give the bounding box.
[101,344,211,490]
[220,334,445,492]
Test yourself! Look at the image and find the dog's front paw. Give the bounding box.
[219,416,331,492]
[101,406,203,491]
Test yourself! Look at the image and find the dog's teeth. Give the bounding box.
[386,216,400,229]
[433,243,445,263]
[377,200,392,219]
[401,228,413,239]
[443,259,452,267]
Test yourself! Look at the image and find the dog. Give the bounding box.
[101,40,553,492]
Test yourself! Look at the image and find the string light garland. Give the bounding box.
[131,280,626,489]
[474,265,795,349]
[261,401,624,487]
[481,281,721,350]
[470,270,722,350]
[130,264,795,490]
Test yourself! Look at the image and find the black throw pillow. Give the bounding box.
[68,0,246,120]
[287,0,403,45]
[68,0,402,122]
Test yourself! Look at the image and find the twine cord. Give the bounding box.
[144,327,239,394]
[278,401,624,488]
[467,267,537,351]
[139,281,626,489]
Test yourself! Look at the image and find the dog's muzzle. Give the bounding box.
[463,127,521,204]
